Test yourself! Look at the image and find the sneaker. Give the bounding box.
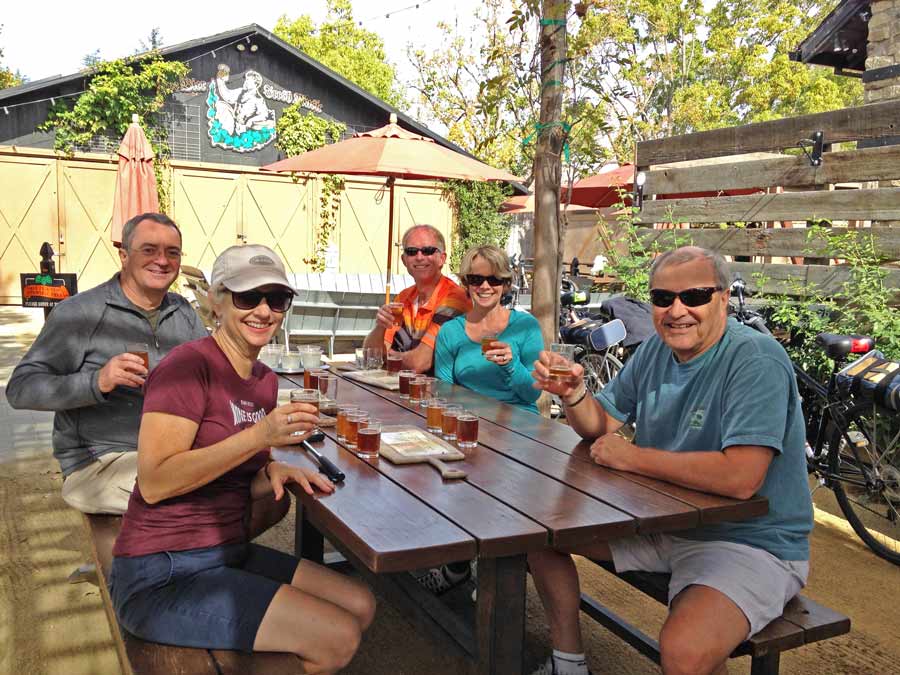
[412,563,470,595]
[528,656,593,675]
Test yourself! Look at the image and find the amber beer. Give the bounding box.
[345,413,368,449]
[398,370,415,399]
[426,399,445,433]
[388,302,404,326]
[481,335,497,354]
[549,363,573,382]
[409,378,426,405]
[441,407,461,440]
[290,389,319,414]
[336,406,357,442]
[356,427,381,458]
[456,413,479,449]
[304,369,324,390]
[386,353,403,374]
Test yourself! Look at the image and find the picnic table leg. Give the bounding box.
[474,554,527,675]
[294,501,324,564]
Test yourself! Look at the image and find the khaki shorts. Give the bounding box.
[609,533,808,636]
[61,452,138,514]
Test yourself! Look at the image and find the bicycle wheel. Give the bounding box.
[828,401,900,565]
[578,351,624,395]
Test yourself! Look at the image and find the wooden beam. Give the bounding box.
[644,145,900,195]
[637,99,900,165]
[634,188,900,225]
[635,227,900,261]
[729,262,900,297]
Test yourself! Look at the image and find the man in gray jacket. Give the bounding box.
[7,213,208,514]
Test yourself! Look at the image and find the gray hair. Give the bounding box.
[121,212,181,250]
[401,224,446,252]
[649,246,730,290]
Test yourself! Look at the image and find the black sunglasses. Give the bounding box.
[649,287,723,308]
[231,289,294,313]
[464,274,507,287]
[403,246,441,256]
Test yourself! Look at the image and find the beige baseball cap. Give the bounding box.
[210,244,295,293]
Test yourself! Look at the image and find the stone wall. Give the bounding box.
[864,0,900,103]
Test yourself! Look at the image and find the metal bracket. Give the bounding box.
[798,131,824,167]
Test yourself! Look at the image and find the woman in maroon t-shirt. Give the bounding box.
[110,245,375,671]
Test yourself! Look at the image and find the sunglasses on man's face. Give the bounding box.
[403,246,441,257]
[649,286,723,308]
[231,289,294,313]
[464,274,507,287]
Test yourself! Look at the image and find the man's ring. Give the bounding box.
[292,430,302,437]
[287,414,293,424]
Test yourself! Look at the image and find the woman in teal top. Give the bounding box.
[434,245,543,413]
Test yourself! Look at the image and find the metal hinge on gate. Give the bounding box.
[798,131,824,167]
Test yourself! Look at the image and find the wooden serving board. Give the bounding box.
[379,426,466,480]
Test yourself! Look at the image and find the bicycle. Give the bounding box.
[731,276,900,565]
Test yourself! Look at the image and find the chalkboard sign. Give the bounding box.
[20,273,78,308]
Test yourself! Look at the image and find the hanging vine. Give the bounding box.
[39,52,188,211]
[276,103,347,271]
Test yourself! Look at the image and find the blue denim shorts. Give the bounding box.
[109,542,299,651]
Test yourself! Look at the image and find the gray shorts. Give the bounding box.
[609,534,809,636]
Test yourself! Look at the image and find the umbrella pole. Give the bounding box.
[385,177,396,305]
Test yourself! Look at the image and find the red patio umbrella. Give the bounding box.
[566,164,761,209]
[110,114,159,246]
[262,114,520,301]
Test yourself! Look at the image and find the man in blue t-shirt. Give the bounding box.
[528,246,813,675]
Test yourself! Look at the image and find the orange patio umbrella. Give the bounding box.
[110,114,159,246]
[262,114,519,301]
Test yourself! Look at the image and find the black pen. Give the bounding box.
[301,440,346,483]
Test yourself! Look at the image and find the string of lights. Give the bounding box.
[359,0,434,25]
[1,33,259,115]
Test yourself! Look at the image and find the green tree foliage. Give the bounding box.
[40,52,189,209]
[275,0,405,108]
[410,0,862,173]
[0,26,23,90]
[444,180,513,270]
[275,103,346,157]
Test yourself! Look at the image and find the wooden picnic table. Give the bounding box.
[274,370,768,675]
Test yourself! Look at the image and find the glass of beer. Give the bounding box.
[409,377,426,406]
[441,405,462,440]
[356,418,382,459]
[425,398,446,433]
[419,376,436,408]
[126,342,150,370]
[345,411,369,450]
[549,343,576,382]
[290,388,320,433]
[317,375,338,415]
[398,369,415,399]
[456,411,479,449]
[388,302,404,326]
[386,353,403,374]
[336,405,358,443]
[304,368,325,390]
[481,334,498,355]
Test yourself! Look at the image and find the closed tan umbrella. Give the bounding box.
[110,114,159,246]
[263,114,519,302]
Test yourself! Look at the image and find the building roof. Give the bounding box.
[789,0,870,74]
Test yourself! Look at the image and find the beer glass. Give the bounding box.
[345,412,369,450]
[317,375,338,415]
[456,411,479,449]
[441,405,462,441]
[425,398,446,433]
[398,370,415,400]
[336,405,358,443]
[549,343,576,382]
[356,418,382,459]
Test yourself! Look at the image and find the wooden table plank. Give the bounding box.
[274,436,476,573]
[332,378,638,548]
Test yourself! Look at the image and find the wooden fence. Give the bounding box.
[631,98,900,297]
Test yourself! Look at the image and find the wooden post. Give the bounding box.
[532,0,569,350]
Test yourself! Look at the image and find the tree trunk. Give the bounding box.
[532,0,568,350]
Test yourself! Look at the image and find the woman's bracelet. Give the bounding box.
[562,385,589,408]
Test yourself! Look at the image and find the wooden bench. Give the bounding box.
[580,560,850,675]
[83,514,304,674]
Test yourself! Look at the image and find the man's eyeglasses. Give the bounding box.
[231,289,294,313]
[463,274,507,287]
[133,245,183,260]
[403,246,441,257]
[649,287,723,308]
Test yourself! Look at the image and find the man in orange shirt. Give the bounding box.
[363,224,470,374]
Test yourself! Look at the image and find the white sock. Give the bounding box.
[552,649,588,675]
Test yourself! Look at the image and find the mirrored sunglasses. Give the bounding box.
[464,274,507,287]
[403,246,441,256]
[231,289,294,312]
[649,286,723,308]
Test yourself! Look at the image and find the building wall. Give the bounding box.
[0,146,455,304]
